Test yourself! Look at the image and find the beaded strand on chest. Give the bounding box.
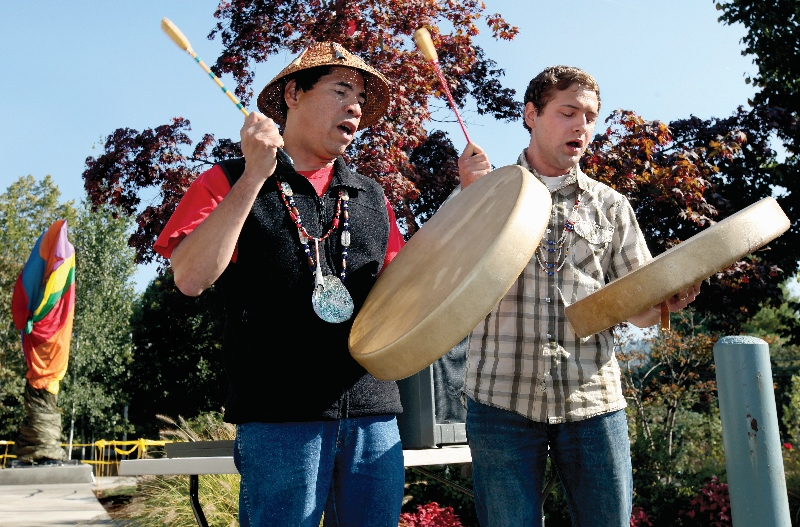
[535,191,583,276]
[277,179,351,280]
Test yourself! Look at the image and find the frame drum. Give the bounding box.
[349,165,552,381]
[565,197,790,338]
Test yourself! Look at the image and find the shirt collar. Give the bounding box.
[277,156,370,192]
[516,149,592,193]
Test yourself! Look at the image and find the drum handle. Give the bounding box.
[660,302,670,332]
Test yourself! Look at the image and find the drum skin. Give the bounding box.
[565,197,790,338]
[349,165,552,381]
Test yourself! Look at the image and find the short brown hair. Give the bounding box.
[522,66,600,131]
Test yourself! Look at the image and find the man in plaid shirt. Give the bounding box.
[456,66,700,527]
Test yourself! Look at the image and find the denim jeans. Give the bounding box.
[466,398,633,527]
[234,415,404,527]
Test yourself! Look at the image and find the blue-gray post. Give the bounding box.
[714,335,791,526]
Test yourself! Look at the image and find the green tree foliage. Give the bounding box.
[741,278,800,439]
[716,0,800,152]
[126,273,226,437]
[0,177,137,443]
[617,319,725,525]
[714,0,800,329]
[783,374,800,447]
[59,203,138,441]
[0,176,76,438]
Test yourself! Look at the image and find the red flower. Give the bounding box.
[630,505,653,526]
[399,502,464,527]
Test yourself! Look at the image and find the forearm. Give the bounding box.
[172,174,265,296]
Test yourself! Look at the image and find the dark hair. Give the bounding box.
[277,66,333,120]
[522,66,600,131]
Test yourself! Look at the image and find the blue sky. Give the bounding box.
[0,1,757,291]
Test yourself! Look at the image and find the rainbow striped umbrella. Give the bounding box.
[11,219,76,395]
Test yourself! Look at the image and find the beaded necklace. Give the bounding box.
[277,178,354,323]
[535,189,583,277]
[277,179,351,280]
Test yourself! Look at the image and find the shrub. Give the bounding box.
[404,465,477,526]
[118,413,239,527]
[630,505,653,526]
[679,476,731,527]
[400,502,465,527]
[782,441,800,525]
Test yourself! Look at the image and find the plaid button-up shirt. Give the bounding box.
[464,151,652,423]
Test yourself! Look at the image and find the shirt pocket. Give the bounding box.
[570,216,614,280]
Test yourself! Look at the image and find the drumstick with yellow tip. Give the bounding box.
[414,27,471,144]
[160,17,293,165]
[162,18,248,116]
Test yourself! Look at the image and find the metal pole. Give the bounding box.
[714,335,791,526]
[67,401,75,460]
[122,404,129,462]
[189,475,210,527]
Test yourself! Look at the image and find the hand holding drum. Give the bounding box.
[565,197,790,338]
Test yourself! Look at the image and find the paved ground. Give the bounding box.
[0,477,137,527]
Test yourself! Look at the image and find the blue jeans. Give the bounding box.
[234,415,404,527]
[466,398,632,527]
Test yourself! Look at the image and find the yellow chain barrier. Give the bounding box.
[0,441,16,469]
[0,439,169,473]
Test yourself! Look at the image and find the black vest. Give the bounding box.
[215,157,402,423]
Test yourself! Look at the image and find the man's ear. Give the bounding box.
[524,102,538,130]
[284,79,301,111]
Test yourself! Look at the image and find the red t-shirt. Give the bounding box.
[154,164,405,268]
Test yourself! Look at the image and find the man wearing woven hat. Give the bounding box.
[155,42,406,527]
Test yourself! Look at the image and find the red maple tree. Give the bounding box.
[83,1,790,332]
[84,0,519,264]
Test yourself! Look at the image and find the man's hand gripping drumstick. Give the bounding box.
[161,18,288,295]
[414,27,491,186]
[161,17,292,171]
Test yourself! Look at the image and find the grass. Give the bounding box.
[114,413,240,527]
[112,412,478,527]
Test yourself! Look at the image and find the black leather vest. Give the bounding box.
[215,157,402,423]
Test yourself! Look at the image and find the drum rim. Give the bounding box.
[565,196,790,338]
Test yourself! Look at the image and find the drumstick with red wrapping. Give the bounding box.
[161,17,293,166]
[414,27,471,144]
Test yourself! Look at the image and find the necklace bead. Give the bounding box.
[536,192,582,275]
[277,178,348,281]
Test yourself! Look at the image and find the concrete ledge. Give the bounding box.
[0,464,94,485]
[119,445,472,476]
[403,445,472,467]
